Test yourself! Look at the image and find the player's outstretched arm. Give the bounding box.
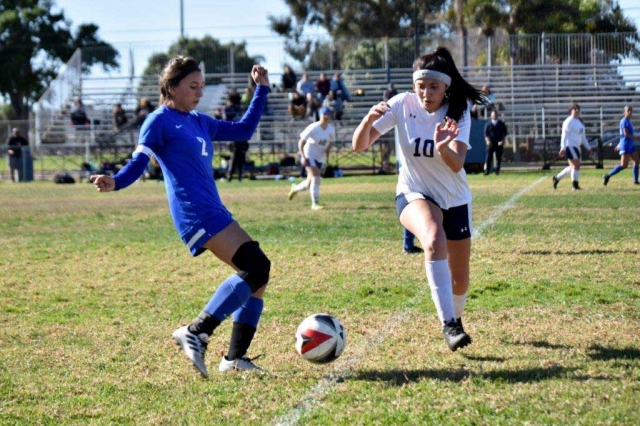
[352,102,386,152]
[90,175,116,193]
[251,65,269,87]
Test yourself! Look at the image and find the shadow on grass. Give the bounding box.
[505,339,572,350]
[521,249,638,256]
[461,354,506,362]
[349,365,581,385]
[587,345,640,361]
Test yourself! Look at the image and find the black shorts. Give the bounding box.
[396,192,472,241]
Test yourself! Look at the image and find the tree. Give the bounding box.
[0,0,119,119]
[269,0,446,69]
[141,36,265,86]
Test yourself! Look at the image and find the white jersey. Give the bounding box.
[300,121,336,162]
[561,116,589,150]
[373,92,472,210]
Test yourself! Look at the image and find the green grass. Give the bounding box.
[1,169,638,425]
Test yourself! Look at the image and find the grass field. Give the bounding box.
[1,169,639,425]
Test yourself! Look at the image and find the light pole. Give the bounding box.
[180,0,184,38]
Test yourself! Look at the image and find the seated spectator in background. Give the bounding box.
[112,103,128,131]
[240,86,254,110]
[472,85,500,119]
[70,98,90,127]
[281,65,297,93]
[315,72,331,103]
[288,91,307,120]
[323,90,344,121]
[213,107,224,120]
[383,82,398,102]
[330,72,351,102]
[297,73,317,119]
[223,99,240,121]
[134,97,155,127]
[227,87,242,109]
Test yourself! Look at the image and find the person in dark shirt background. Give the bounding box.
[484,110,509,175]
[6,128,28,182]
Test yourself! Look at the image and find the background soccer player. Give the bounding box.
[603,105,640,186]
[552,103,592,190]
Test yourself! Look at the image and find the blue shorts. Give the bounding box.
[619,140,637,155]
[181,214,235,257]
[563,146,581,160]
[396,193,472,241]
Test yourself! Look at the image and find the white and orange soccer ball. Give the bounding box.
[295,313,346,364]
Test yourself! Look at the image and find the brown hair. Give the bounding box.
[159,56,201,104]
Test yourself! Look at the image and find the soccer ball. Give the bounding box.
[295,313,346,364]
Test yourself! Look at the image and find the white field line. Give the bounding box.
[275,177,546,426]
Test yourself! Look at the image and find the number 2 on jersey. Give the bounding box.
[412,137,434,158]
[196,137,209,157]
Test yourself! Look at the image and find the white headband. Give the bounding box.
[413,70,451,86]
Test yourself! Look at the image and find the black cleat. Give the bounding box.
[572,181,581,190]
[443,320,472,352]
[403,246,424,255]
[552,175,559,189]
[603,174,610,186]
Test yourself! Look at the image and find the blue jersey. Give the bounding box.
[619,117,635,154]
[113,85,268,253]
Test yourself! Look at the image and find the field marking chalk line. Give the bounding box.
[275,176,546,426]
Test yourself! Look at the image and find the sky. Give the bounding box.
[53,0,640,79]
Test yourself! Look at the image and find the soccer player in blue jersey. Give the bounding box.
[91,56,271,377]
[603,105,640,186]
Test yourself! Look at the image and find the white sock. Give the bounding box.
[453,292,467,319]
[425,259,456,325]
[310,178,321,205]
[571,169,579,182]
[294,179,309,193]
[556,166,571,181]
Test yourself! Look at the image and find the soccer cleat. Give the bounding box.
[311,204,324,210]
[442,320,472,352]
[287,184,297,200]
[635,181,640,185]
[572,181,581,190]
[603,174,610,186]
[172,326,209,378]
[219,354,264,373]
[403,246,424,254]
[552,175,559,189]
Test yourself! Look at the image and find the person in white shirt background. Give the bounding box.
[288,107,336,210]
[552,103,592,190]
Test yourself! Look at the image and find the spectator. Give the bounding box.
[330,72,351,102]
[281,65,297,93]
[112,103,128,131]
[6,128,28,182]
[227,140,250,182]
[383,83,398,102]
[240,86,254,110]
[315,72,331,102]
[323,90,344,121]
[134,97,155,127]
[227,87,242,109]
[70,98,90,127]
[288,91,307,120]
[224,99,240,121]
[297,73,317,119]
[472,85,499,119]
[484,110,509,175]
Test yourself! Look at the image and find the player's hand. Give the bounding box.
[434,117,460,151]
[300,157,308,167]
[559,149,565,157]
[366,102,389,122]
[614,145,620,152]
[252,65,269,87]
[90,174,116,192]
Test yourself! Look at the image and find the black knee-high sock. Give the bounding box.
[227,322,257,360]
[188,311,221,336]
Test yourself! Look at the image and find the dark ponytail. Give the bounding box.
[413,47,484,121]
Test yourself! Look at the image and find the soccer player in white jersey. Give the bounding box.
[353,47,484,351]
[288,107,336,210]
[552,103,592,190]
[91,57,271,377]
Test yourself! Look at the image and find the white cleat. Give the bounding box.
[219,354,264,373]
[172,326,209,378]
